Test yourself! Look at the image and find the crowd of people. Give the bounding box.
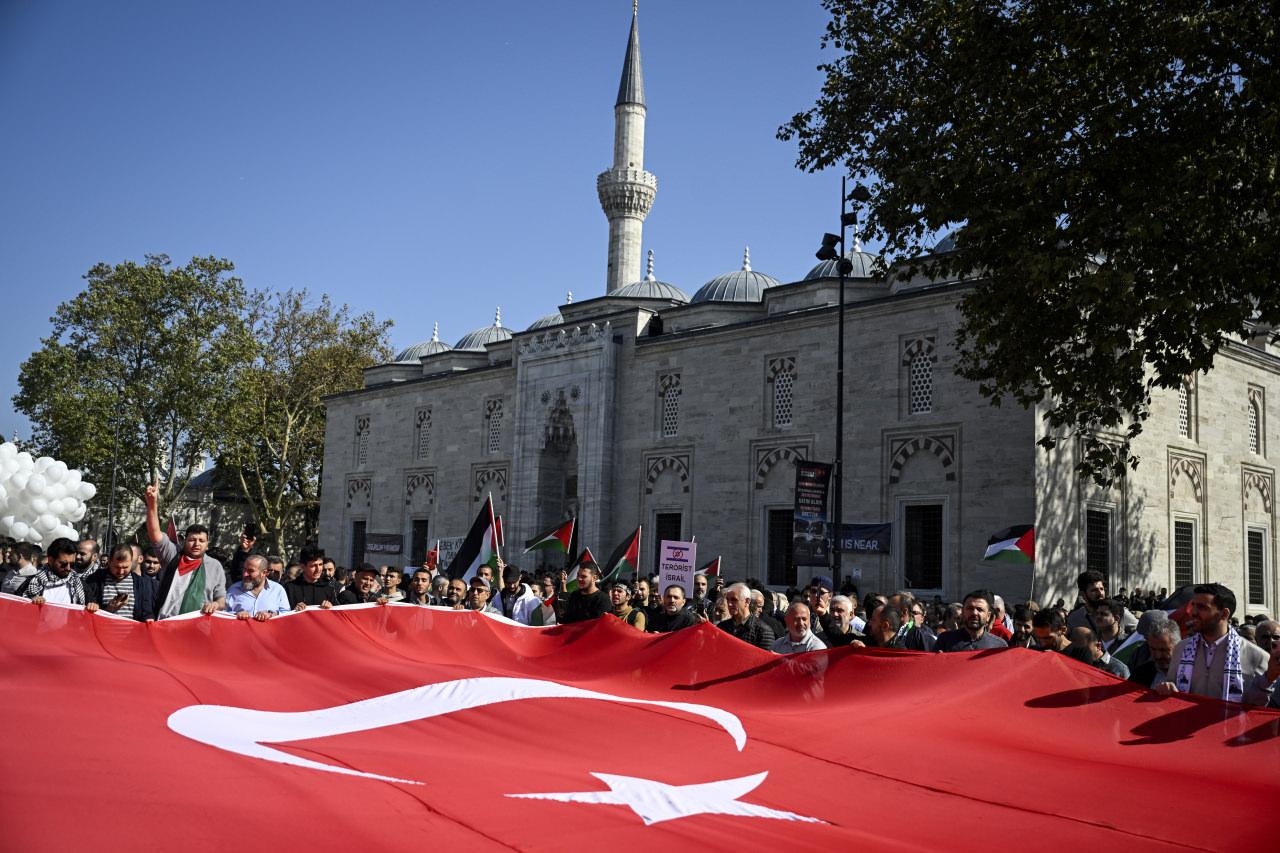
[3,496,1279,711]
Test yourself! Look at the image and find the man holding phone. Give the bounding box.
[84,543,159,621]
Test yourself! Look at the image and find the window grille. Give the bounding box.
[1173,520,1195,587]
[1177,384,1191,438]
[415,408,431,460]
[1249,399,1260,454]
[1247,529,1266,606]
[659,374,681,438]
[1085,510,1110,584]
[773,370,794,427]
[486,400,503,454]
[903,504,943,589]
[355,415,370,466]
[909,354,933,414]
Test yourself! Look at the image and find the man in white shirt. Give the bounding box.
[771,602,827,654]
[223,555,290,621]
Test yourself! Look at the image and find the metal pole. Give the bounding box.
[105,404,122,550]
[833,176,847,587]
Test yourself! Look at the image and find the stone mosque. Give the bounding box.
[319,8,1280,614]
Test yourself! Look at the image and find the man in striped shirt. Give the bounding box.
[84,544,138,618]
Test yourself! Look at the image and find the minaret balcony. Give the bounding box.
[596,168,657,217]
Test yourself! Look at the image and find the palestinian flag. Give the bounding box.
[698,555,721,577]
[523,518,575,554]
[494,515,504,549]
[984,525,1035,564]
[528,592,557,626]
[599,526,642,586]
[165,517,179,543]
[446,495,500,583]
[564,547,597,593]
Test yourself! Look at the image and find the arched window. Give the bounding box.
[659,373,681,438]
[769,358,796,428]
[415,408,431,460]
[485,399,503,454]
[354,415,370,466]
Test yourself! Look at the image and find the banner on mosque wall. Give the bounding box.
[1,598,1277,850]
[364,533,403,556]
[838,523,892,555]
[793,461,832,566]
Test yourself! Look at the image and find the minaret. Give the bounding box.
[597,2,656,293]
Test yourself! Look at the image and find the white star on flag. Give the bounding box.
[507,771,824,826]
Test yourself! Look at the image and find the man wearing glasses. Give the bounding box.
[24,538,85,605]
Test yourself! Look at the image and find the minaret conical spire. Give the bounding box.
[598,3,657,294]
[616,3,645,107]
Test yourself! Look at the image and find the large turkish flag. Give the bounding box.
[1,596,1277,850]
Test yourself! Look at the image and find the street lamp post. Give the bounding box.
[816,177,870,589]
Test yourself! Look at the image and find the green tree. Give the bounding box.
[15,255,252,519]
[781,0,1278,482]
[218,290,391,555]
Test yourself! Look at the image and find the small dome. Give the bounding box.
[455,308,513,351]
[527,311,563,330]
[692,246,780,304]
[804,245,879,280]
[932,231,958,253]
[395,321,452,362]
[614,251,690,302]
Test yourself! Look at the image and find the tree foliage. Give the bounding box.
[217,290,392,555]
[781,0,1278,482]
[15,255,252,515]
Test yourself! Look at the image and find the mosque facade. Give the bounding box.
[319,9,1280,614]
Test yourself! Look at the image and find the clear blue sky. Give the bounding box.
[0,0,851,442]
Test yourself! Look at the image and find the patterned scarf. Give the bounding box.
[1176,630,1244,703]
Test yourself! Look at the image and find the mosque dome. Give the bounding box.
[527,292,576,331]
[932,231,958,253]
[803,245,879,280]
[395,322,452,362]
[691,247,781,304]
[454,308,513,351]
[614,251,690,302]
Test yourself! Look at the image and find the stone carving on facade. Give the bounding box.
[1243,468,1273,515]
[1169,455,1205,502]
[766,355,796,382]
[519,322,610,356]
[544,391,577,452]
[404,470,435,506]
[345,477,371,509]
[901,334,938,365]
[888,434,956,484]
[645,454,691,494]
[754,444,808,489]
[474,466,508,503]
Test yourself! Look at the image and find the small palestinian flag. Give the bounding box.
[564,547,597,593]
[599,526,642,586]
[529,592,557,627]
[983,525,1034,564]
[524,518,575,554]
[698,555,721,577]
[446,495,501,582]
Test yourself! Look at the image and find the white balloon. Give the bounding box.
[25,528,42,544]
[0,483,6,503]
[70,503,87,522]
[15,452,33,469]
[10,521,30,540]
[46,460,68,483]
[46,482,66,500]
[65,469,82,489]
[35,514,58,533]
[10,471,30,492]
[34,456,53,473]
[0,442,15,460]
[79,482,97,501]
[54,525,78,542]
[30,497,49,515]
[26,473,47,496]
[46,497,64,516]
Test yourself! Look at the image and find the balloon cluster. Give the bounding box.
[0,442,96,547]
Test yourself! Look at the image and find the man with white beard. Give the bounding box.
[223,555,290,621]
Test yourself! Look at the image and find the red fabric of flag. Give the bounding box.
[0,597,1276,850]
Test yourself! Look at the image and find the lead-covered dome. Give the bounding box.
[614,251,690,302]
[527,291,576,331]
[395,322,452,362]
[804,246,879,280]
[455,308,513,351]
[692,247,780,304]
